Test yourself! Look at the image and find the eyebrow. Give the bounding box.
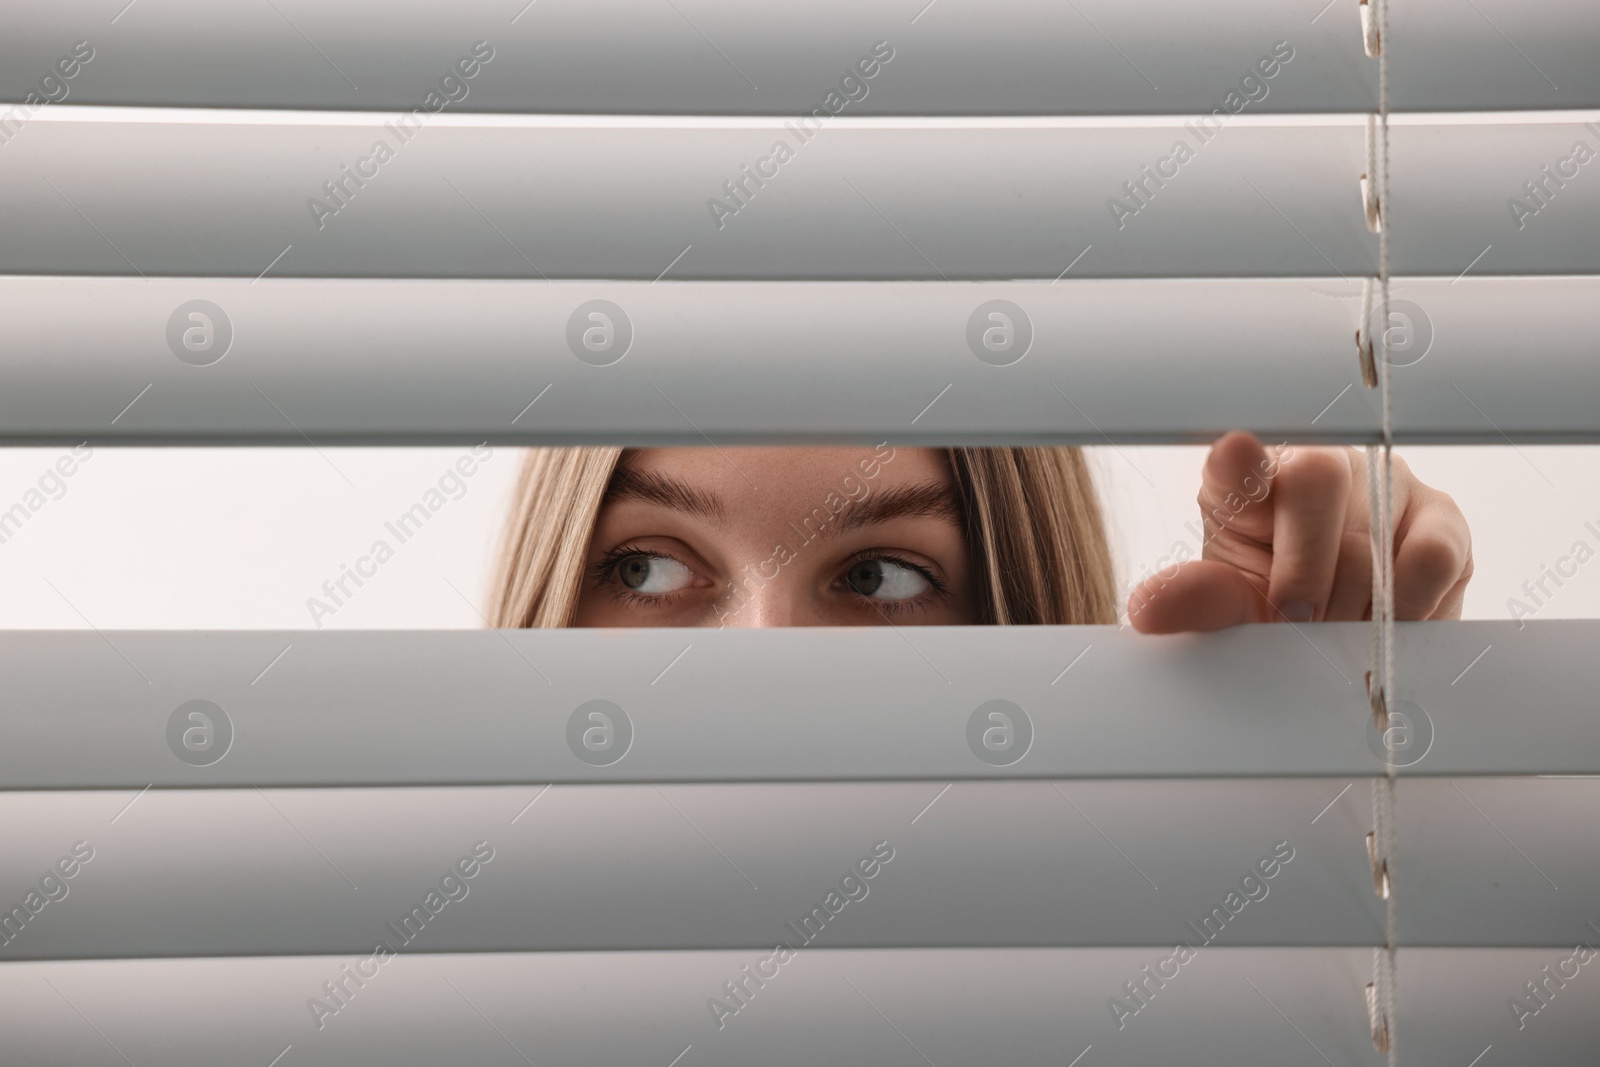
[603,467,728,525]
[832,480,963,535]
[601,469,962,536]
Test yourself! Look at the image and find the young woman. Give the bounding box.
[489,433,1472,632]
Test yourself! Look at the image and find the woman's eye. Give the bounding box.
[845,558,932,601]
[615,554,694,595]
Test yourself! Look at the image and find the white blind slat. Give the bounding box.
[0,950,1591,1065]
[2,622,1595,787]
[4,0,1597,113]
[4,116,1598,280]
[3,277,1598,445]
[2,778,1595,959]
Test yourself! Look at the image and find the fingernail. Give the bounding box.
[1278,600,1316,622]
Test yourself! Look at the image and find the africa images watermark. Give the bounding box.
[706,840,897,1030]
[1504,515,1600,627]
[1124,442,1297,625]
[0,40,96,148]
[705,40,896,230]
[1107,39,1295,230]
[307,40,496,230]
[1506,122,1600,232]
[306,840,496,1029]
[0,841,96,950]
[0,443,93,548]
[1107,840,1297,1030]
[306,443,494,626]
[1508,921,1600,1030]
[710,442,898,626]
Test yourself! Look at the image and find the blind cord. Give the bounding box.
[1373,0,1398,1061]
[1359,0,1399,1061]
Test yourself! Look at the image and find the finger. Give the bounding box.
[1324,529,1376,620]
[1196,431,1277,546]
[1392,491,1473,620]
[1128,559,1270,634]
[1265,448,1355,621]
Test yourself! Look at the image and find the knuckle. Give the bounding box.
[1404,531,1467,585]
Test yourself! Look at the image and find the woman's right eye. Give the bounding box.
[614,553,695,595]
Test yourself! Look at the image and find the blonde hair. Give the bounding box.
[488,447,1117,627]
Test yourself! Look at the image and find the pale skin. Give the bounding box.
[573,433,1473,630]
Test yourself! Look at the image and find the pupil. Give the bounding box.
[848,560,883,596]
[619,556,650,590]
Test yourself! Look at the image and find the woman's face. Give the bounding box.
[574,446,979,627]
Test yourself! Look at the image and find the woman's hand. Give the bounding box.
[1127,432,1472,633]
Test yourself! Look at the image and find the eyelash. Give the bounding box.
[591,544,950,614]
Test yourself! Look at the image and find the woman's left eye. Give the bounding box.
[844,558,932,601]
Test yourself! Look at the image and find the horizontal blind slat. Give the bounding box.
[0,950,1591,1064]
[2,622,1594,786]
[3,118,1597,280]
[3,779,1596,958]
[3,277,1598,444]
[4,0,1597,112]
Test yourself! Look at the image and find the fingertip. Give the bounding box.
[1209,430,1264,464]
[1202,431,1271,494]
[1126,561,1266,635]
[1126,571,1187,634]
[1125,585,1161,634]
[1214,429,1262,452]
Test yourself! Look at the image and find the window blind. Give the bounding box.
[4,1,1599,1064]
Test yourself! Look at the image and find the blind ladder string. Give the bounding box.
[1360,0,1399,1062]
[1369,0,1395,1062]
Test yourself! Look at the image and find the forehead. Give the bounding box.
[616,447,951,495]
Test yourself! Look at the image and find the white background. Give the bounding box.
[0,444,1595,629]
